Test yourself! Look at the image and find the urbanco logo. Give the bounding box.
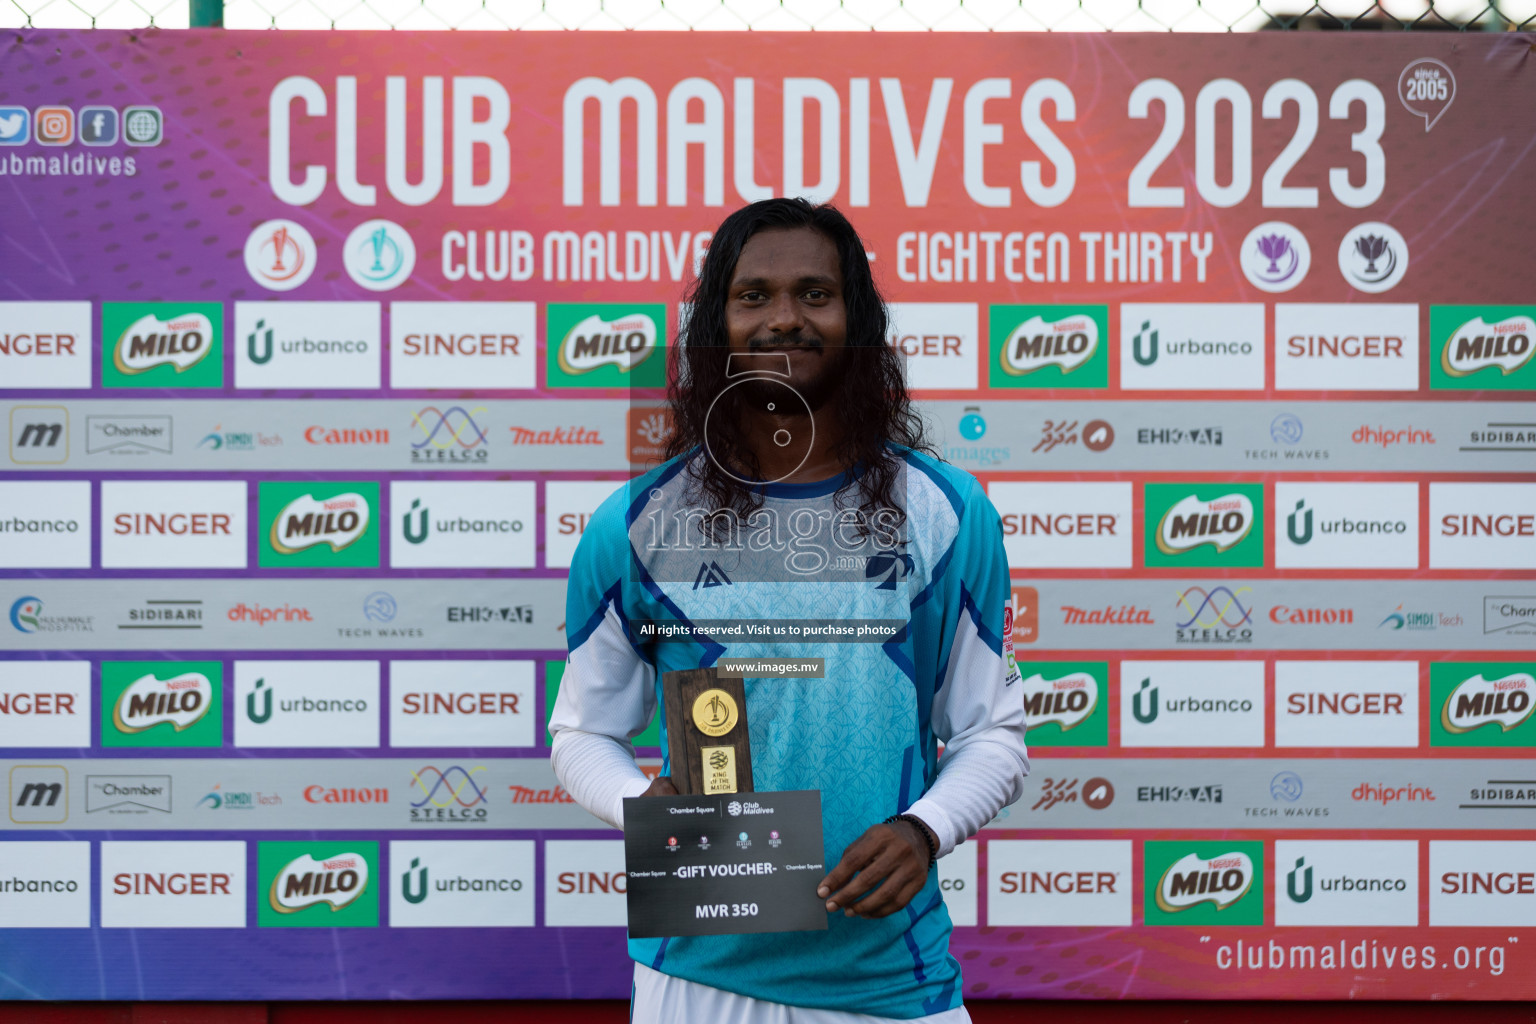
[989,305,1108,389]
[101,303,223,389]
[1275,840,1417,926]
[101,661,222,748]
[1144,483,1263,568]
[234,661,380,749]
[234,302,381,389]
[0,480,91,568]
[1144,841,1263,926]
[1275,482,1418,570]
[1120,661,1264,748]
[1119,303,1264,391]
[1017,662,1108,747]
[1430,306,1536,391]
[258,481,380,568]
[258,841,379,928]
[389,840,535,927]
[546,304,667,388]
[0,840,90,927]
[390,481,534,569]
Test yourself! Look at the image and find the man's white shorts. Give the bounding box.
[631,963,974,1024]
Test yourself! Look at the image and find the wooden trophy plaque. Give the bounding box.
[662,667,754,795]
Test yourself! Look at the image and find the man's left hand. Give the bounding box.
[816,817,935,919]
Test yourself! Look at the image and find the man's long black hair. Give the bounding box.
[663,197,934,536]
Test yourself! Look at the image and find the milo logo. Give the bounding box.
[268,852,370,914]
[1441,672,1535,734]
[112,671,213,734]
[113,312,214,375]
[557,313,658,375]
[1020,670,1098,731]
[1156,493,1255,556]
[270,492,371,554]
[999,313,1099,376]
[1155,850,1255,913]
[1441,315,1535,377]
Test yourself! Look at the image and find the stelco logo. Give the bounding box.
[557,312,657,375]
[1020,670,1098,731]
[1000,313,1098,377]
[1156,493,1255,556]
[1441,315,1534,377]
[270,492,371,554]
[113,312,214,375]
[268,852,369,914]
[1440,672,1535,734]
[1155,851,1255,913]
[112,671,212,733]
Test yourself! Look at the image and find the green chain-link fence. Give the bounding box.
[3,0,1532,31]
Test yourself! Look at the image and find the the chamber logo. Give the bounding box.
[111,671,212,734]
[268,852,370,914]
[1155,850,1256,913]
[1440,673,1534,734]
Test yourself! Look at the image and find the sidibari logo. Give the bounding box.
[1156,850,1255,913]
[1021,670,1098,731]
[558,312,657,376]
[1156,493,1255,556]
[1440,672,1534,734]
[1441,315,1534,377]
[999,313,1099,377]
[113,312,214,375]
[270,492,370,554]
[269,852,370,914]
[112,671,212,733]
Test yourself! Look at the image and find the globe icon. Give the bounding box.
[126,110,159,143]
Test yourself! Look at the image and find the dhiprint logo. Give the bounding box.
[9,406,67,465]
[1274,303,1419,391]
[1144,842,1263,926]
[1430,306,1536,391]
[1120,304,1264,391]
[0,301,92,389]
[243,219,318,291]
[1145,484,1263,568]
[1120,661,1264,748]
[234,661,380,749]
[1338,223,1409,293]
[390,482,534,569]
[389,302,537,390]
[409,765,490,824]
[1275,841,1418,926]
[101,303,223,389]
[1239,222,1311,293]
[1017,662,1108,747]
[1276,661,1419,748]
[886,302,978,390]
[390,840,535,927]
[234,302,381,389]
[101,661,222,748]
[258,482,380,568]
[988,840,1132,927]
[1276,483,1418,569]
[342,219,415,292]
[546,304,667,388]
[258,842,379,928]
[989,305,1109,389]
[410,405,489,464]
[1174,585,1254,646]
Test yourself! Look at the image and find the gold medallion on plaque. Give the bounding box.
[692,688,739,737]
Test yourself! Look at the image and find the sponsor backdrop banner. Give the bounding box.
[1,28,1534,1002]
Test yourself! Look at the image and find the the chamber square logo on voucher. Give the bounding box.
[1017,662,1108,747]
[988,305,1108,389]
[1119,303,1264,391]
[234,302,381,390]
[258,841,379,928]
[1431,663,1536,748]
[1144,841,1263,926]
[546,304,666,388]
[101,661,222,748]
[258,481,380,568]
[1144,483,1263,568]
[101,303,223,389]
[1430,306,1536,390]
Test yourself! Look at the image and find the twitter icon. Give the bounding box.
[0,107,29,145]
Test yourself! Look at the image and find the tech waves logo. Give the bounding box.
[1017,662,1108,747]
[101,303,223,389]
[409,765,489,823]
[547,304,667,388]
[1440,673,1534,735]
[410,406,489,464]
[111,671,212,734]
[992,306,1107,387]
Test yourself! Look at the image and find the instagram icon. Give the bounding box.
[34,105,74,145]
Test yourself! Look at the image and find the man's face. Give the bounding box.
[724,226,849,411]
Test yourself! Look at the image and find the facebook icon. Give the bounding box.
[79,106,118,145]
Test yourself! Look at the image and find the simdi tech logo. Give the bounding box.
[1430,663,1536,748]
[1430,305,1536,390]
[988,305,1109,389]
[546,304,666,388]
[1144,483,1264,568]
[258,481,381,568]
[257,841,379,928]
[101,302,223,389]
[1016,661,1108,747]
[1144,841,1264,926]
[100,661,222,748]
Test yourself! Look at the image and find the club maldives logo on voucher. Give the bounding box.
[988,305,1108,389]
[258,482,380,568]
[101,303,223,389]
[1144,841,1264,926]
[546,304,666,388]
[1017,662,1108,747]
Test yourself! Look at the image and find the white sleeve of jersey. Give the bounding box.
[905,601,1030,859]
[549,602,658,829]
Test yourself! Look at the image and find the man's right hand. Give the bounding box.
[641,776,680,797]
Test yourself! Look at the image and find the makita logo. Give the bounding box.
[508,426,602,445]
[1440,673,1534,734]
[1156,493,1254,555]
[1020,671,1098,731]
[1000,313,1098,376]
[1061,604,1152,626]
[269,853,369,914]
[557,313,657,375]
[113,313,213,374]
[1441,315,1535,377]
[271,493,370,553]
[509,785,573,804]
[112,672,212,733]
[1156,852,1255,913]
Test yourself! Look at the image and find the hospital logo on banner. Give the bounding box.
[101,302,223,389]
[258,841,379,928]
[1144,841,1264,926]
[988,305,1109,390]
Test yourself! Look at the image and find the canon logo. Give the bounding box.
[304,426,389,446]
[304,785,388,804]
[1270,606,1353,625]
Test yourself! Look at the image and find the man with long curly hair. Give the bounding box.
[550,198,1029,1023]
